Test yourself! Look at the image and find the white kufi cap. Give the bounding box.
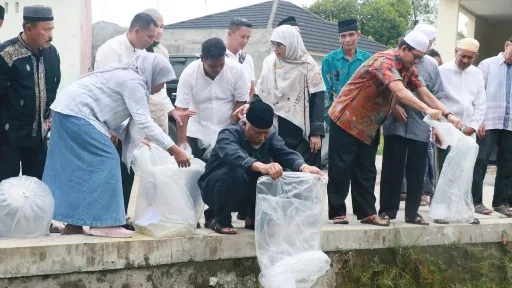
[403,30,429,53]
[414,24,436,41]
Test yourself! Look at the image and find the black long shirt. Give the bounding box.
[0,33,61,146]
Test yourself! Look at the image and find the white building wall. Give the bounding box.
[0,0,91,91]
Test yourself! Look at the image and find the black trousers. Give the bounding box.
[0,141,47,182]
[188,136,208,163]
[379,135,428,219]
[327,122,379,220]
[116,141,135,213]
[201,166,261,226]
[472,129,512,207]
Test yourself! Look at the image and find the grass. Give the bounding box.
[332,229,512,288]
[377,130,384,155]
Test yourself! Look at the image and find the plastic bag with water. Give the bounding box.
[131,145,205,238]
[0,176,54,237]
[424,116,477,223]
[255,172,331,288]
[196,122,221,160]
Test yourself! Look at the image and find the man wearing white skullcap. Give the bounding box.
[433,38,486,222]
[439,38,486,140]
[324,29,462,227]
[413,24,439,66]
[380,28,449,223]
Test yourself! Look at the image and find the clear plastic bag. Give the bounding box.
[424,116,477,223]
[131,145,205,238]
[197,122,221,160]
[255,172,330,288]
[0,176,55,237]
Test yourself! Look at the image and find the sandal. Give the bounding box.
[405,214,429,226]
[470,218,480,225]
[209,220,237,235]
[434,219,449,224]
[378,213,390,221]
[89,227,134,238]
[360,215,390,227]
[333,216,349,224]
[493,205,512,217]
[475,204,493,215]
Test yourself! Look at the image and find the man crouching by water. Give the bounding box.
[198,101,325,235]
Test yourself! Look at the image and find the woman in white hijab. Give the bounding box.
[255,25,325,167]
[43,53,191,238]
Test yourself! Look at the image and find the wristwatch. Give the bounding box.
[443,112,454,118]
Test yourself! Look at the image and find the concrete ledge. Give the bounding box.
[1,218,511,279]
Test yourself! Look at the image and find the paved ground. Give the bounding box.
[127,155,504,228]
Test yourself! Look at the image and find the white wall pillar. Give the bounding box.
[436,0,460,61]
[466,14,476,38]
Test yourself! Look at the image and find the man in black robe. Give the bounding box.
[0,5,61,181]
[198,101,325,234]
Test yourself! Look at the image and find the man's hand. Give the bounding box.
[432,128,443,147]
[309,135,321,153]
[426,108,442,120]
[232,104,250,121]
[393,106,408,122]
[477,123,486,139]
[447,114,463,130]
[252,162,283,180]
[141,139,151,148]
[462,127,476,136]
[300,164,326,177]
[171,109,196,126]
[168,145,191,168]
[110,133,119,147]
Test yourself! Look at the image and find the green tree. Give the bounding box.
[359,0,412,47]
[306,0,360,22]
[411,0,438,25]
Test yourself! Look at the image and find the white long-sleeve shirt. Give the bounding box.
[95,33,142,70]
[439,60,486,131]
[51,70,174,152]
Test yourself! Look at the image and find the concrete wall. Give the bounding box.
[0,0,91,91]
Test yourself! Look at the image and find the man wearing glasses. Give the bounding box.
[379,27,447,225]
[326,30,462,227]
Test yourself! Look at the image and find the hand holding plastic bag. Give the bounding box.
[0,176,54,237]
[424,116,477,223]
[131,145,205,238]
[255,172,330,288]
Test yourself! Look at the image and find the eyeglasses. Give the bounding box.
[411,51,424,61]
[270,41,285,49]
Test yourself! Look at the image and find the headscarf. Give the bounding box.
[84,53,175,96]
[82,53,175,167]
[256,25,325,139]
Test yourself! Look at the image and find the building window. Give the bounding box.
[15,2,19,13]
[3,2,7,13]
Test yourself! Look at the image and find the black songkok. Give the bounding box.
[246,100,274,129]
[338,19,359,33]
[23,5,54,22]
[278,16,300,27]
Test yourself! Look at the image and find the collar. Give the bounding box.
[17,32,40,54]
[392,49,404,70]
[498,52,510,65]
[336,47,363,61]
[123,33,137,53]
[226,49,241,58]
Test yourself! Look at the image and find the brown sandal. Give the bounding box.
[361,215,390,227]
[475,204,493,215]
[333,216,349,224]
[405,214,429,226]
[493,205,512,217]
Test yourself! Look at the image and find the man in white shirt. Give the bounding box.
[94,13,179,218]
[472,37,512,217]
[225,17,256,97]
[176,37,249,162]
[439,38,486,140]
